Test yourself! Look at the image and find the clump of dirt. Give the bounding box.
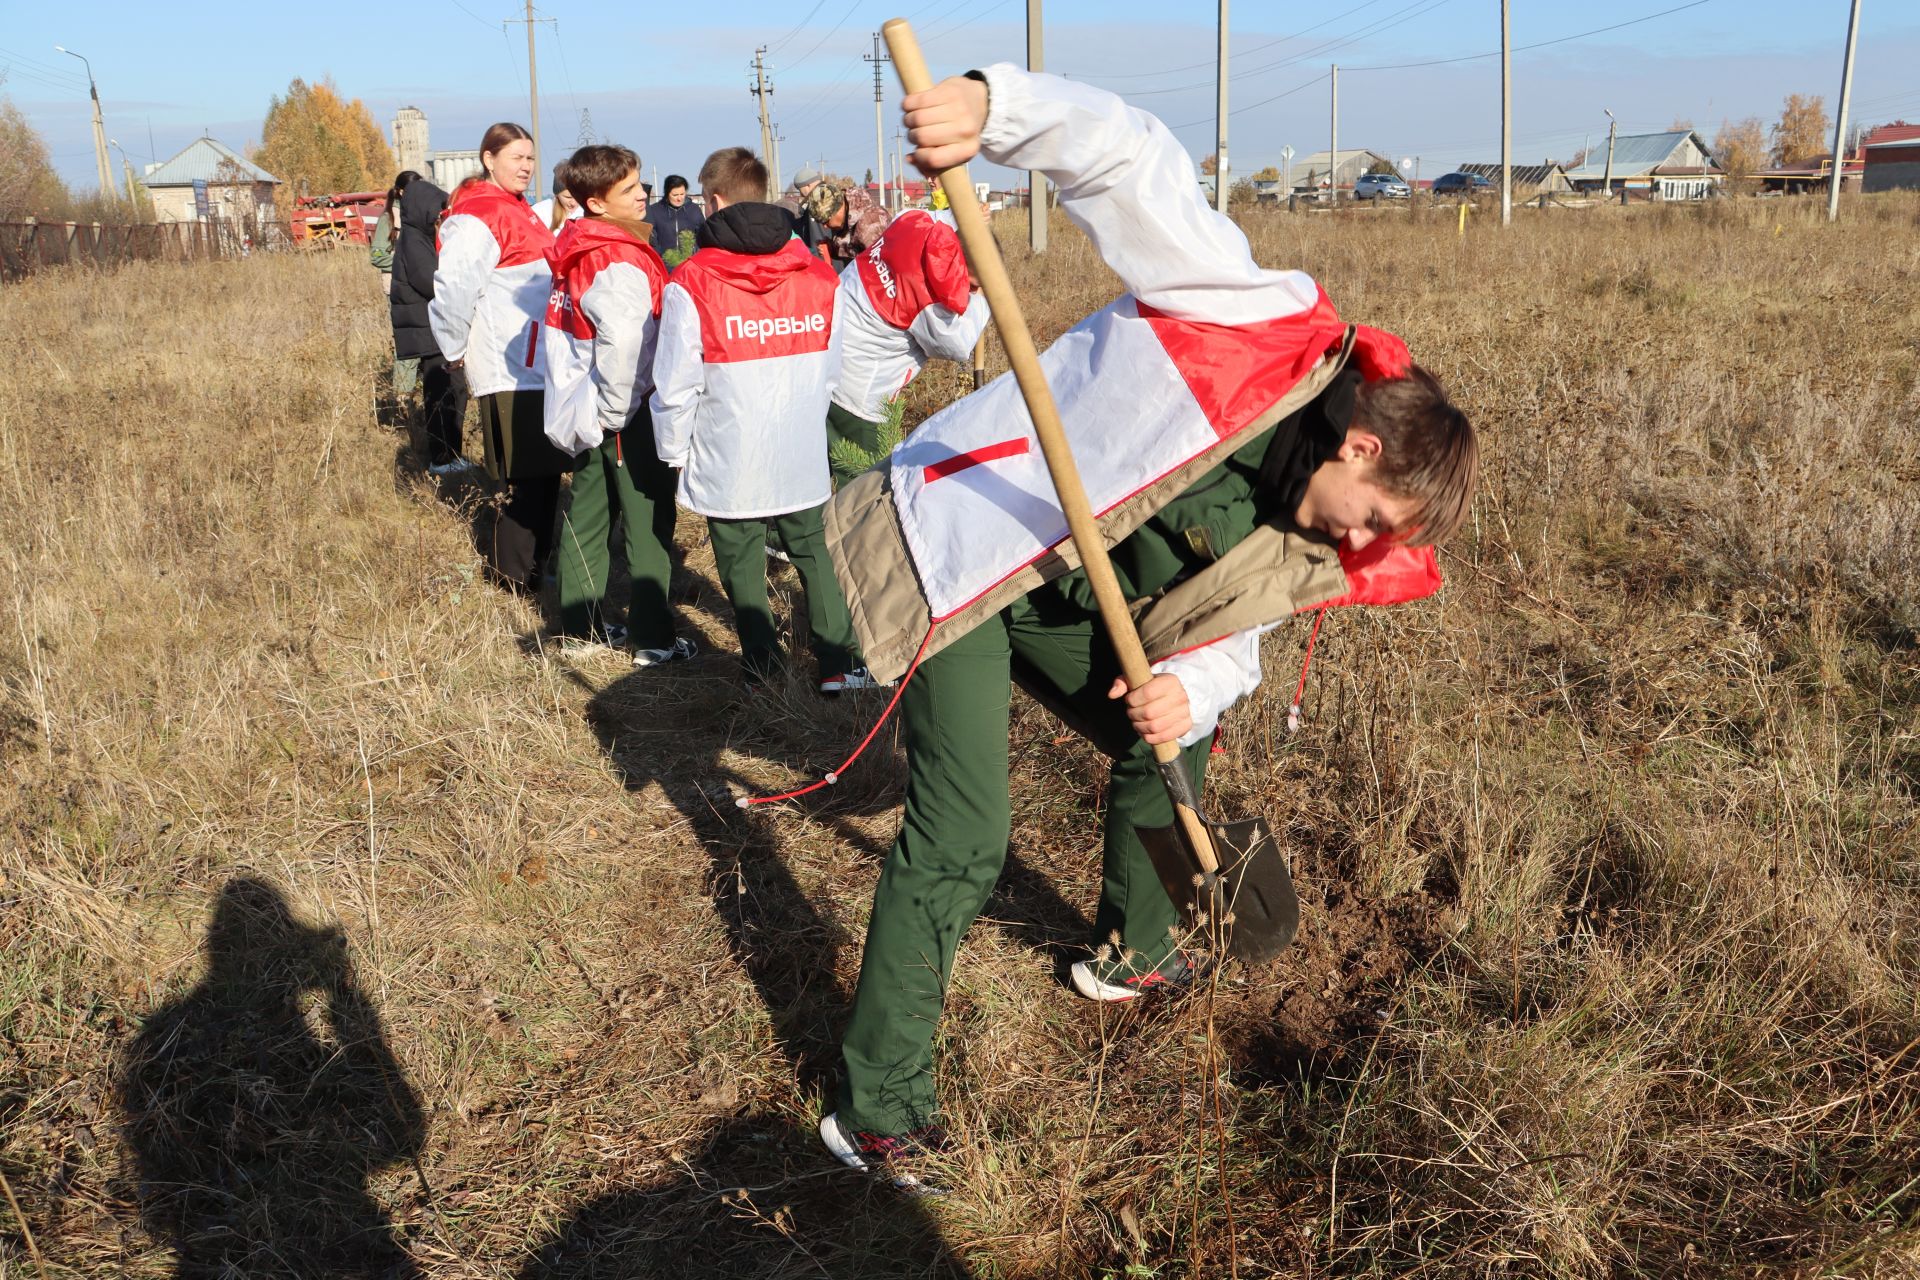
[1223,872,1453,1084]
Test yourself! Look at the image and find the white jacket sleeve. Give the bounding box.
[427,213,499,363]
[906,290,991,363]
[975,64,1319,325]
[1154,622,1279,748]
[825,285,847,403]
[579,262,658,436]
[648,282,704,468]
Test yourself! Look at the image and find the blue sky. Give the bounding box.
[8,0,1918,196]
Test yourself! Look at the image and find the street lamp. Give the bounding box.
[54,44,117,202]
[1602,107,1618,198]
[107,138,138,205]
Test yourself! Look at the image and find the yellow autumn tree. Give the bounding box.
[1715,117,1768,185]
[1769,94,1829,167]
[253,78,397,196]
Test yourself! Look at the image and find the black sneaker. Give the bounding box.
[1067,951,1205,1003]
[818,1112,951,1195]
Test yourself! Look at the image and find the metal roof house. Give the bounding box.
[1291,148,1396,193]
[140,138,279,224]
[1563,130,1722,200]
[1457,162,1572,194]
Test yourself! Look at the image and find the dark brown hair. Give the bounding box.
[1354,364,1478,546]
[478,122,533,185]
[562,144,640,208]
[697,147,767,206]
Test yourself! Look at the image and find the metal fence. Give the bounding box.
[0,217,303,283]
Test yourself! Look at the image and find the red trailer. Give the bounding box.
[290,191,388,248]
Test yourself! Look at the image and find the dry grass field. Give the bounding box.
[3,193,1918,1279]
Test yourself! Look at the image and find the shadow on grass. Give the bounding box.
[518,1116,968,1279]
[116,877,426,1279]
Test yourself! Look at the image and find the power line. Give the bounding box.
[783,0,864,73]
[1068,0,1394,81]
[1164,71,1330,131]
[927,0,1018,41]
[1345,0,1715,72]
[767,0,832,55]
[1104,0,1456,99]
[444,0,496,27]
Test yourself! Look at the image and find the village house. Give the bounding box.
[1289,148,1397,195]
[1563,129,1724,200]
[141,138,279,226]
[1862,121,1920,193]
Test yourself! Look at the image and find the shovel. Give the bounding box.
[971,332,988,391]
[884,19,1298,964]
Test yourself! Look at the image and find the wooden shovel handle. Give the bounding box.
[883,18,1219,873]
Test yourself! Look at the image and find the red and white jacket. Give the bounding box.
[889,66,1442,745]
[540,217,670,455]
[832,209,991,423]
[650,240,844,519]
[429,180,555,398]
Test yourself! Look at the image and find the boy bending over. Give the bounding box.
[818,65,1477,1188]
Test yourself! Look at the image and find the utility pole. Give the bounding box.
[865,33,890,211]
[753,48,776,200]
[55,46,115,202]
[1827,0,1862,222]
[1214,0,1230,214]
[772,125,784,197]
[1499,0,1512,226]
[895,128,908,211]
[1602,108,1617,199]
[501,5,553,198]
[525,2,541,199]
[1329,64,1338,203]
[1028,0,1047,252]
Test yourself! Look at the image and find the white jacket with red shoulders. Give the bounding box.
[832,209,991,423]
[650,225,844,519]
[541,216,670,455]
[429,181,555,398]
[859,65,1443,743]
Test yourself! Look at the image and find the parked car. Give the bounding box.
[1431,171,1495,197]
[1353,173,1411,201]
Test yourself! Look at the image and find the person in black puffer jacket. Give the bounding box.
[389,177,473,473]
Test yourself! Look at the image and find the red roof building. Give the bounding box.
[1863,121,1920,192]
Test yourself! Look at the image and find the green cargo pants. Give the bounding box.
[707,504,857,680]
[834,587,1211,1134]
[826,401,889,488]
[555,410,680,650]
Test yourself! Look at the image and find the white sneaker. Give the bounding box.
[818,1112,949,1195]
[427,457,478,476]
[633,636,697,668]
[818,666,889,695]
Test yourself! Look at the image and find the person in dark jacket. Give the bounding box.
[645,173,705,264]
[389,177,473,474]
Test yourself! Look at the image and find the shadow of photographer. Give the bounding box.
[116,877,425,1279]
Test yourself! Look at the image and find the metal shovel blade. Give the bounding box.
[1138,814,1299,964]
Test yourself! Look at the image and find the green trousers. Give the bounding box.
[826,401,888,488]
[555,413,680,649]
[706,504,856,679]
[834,588,1211,1134]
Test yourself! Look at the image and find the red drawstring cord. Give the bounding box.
[737,624,938,808]
[1287,607,1328,734]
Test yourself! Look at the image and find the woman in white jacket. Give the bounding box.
[429,122,567,592]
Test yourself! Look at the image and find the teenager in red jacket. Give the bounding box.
[649,148,875,693]
[542,144,695,667]
[430,122,569,592]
